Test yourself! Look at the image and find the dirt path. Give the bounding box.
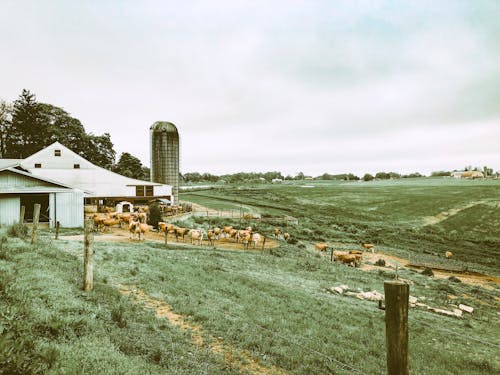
[422,200,498,226]
[60,226,279,252]
[118,284,286,375]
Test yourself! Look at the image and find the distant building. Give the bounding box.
[451,171,484,179]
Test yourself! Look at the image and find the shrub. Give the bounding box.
[448,276,462,283]
[374,258,386,267]
[421,267,434,277]
[111,304,127,328]
[147,203,162,229]
[7,223,28,238]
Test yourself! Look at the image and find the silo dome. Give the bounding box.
[150,121,180,205]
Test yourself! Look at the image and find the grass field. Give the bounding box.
[1,178,499,374]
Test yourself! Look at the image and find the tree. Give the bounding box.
[113,152,146,179]
[0,100,12,158]
[147,203,162,229]
[82,133,116,170]
[363,173,374,181]
[7,89,47,158]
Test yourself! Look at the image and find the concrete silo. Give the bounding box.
[150,121,179,205]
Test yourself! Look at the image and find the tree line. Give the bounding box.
[0,89,148,180]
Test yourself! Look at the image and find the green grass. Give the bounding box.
[1,179,499,374]
[181,179,500,275]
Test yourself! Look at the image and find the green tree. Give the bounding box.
[147,203,162,229]
[363,173,374,181]
[113,152,145,179]
[0,100,12,158]
[82,133,116,170]
[7,89,47,158]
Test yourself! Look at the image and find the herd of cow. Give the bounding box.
[90,211,290,250]
[91,210,377,263]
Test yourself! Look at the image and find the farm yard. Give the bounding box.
[1,178,499,374]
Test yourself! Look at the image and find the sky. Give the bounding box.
[1,0,499,177]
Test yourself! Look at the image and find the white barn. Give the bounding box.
[0,142,173,227]
[19,142,173,207]
[0,164,84,227]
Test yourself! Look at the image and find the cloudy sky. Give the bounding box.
[1,0,499,176]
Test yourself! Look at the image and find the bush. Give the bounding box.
[111,304,127,328]
[421,267,434,277]
[374,258,386,267]
[147,203,162,229]
[448,276,462,283]
[7,223,28,238]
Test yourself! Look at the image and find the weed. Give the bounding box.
[374,258,386,267]
[111,304,128,328]
[421,267,434,277]
[7,223,28,238]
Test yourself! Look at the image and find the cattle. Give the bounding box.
[362,243,375,253]
[128,220,149,240]
[207,230,215,246]
[213,227,221,240]
[190,229,204,246]
[92,214,106,232]
[222,226,233,238]
[251,233,262,249]
[175,227,189,242]
[158,222,176,235]
[445,251,453,259]
[117,213,132,228]
[236,229,251,243]
[137,212,148,224]
[101,218,120,232]
[241,231,252,250]
[273,228,281,239]
[283,232,290,241]
[315,243,328,252]
[333,251,362,267]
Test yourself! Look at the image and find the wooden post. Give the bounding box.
[19,205,25,224]
[384,280,409,375]
[164,229,168,249]
[31,204,41,245]
[55,221,60,240]
[262,236,267,252]
[83,218,94,292]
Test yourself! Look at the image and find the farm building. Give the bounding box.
[451,171,484,179]
[0,163,84,227]
[0,142,174,226]
[17,142,173,208]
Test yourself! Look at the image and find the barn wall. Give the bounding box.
[0,170,55,188]
[50,191,84,228]
[0,196,21,226]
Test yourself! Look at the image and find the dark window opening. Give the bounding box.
[34,163,41,168]
[135,186,144,196]
[145,186,154,196]
[20,194,49,223]
[74,164,80,169]
[54,149,61,156]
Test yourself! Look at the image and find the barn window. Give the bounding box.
[54,149,61,156]
[145,186,154,196]
[135,186,145,196]
[74,164,80,169]
[34,163,42,168]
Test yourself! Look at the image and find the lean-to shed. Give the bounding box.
[0,164,84,228]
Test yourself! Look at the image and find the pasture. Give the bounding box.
[1,178,499,374]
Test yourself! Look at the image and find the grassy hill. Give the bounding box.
[1,178,499,374]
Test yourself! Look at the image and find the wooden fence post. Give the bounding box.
[55,221,60,240]
[31,204,41,245]
[384,280,409,375]
[262,236,267,252]
[164,230,168,249]
[83,218,94,292]
[19,205,25,224]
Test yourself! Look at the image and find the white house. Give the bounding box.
[19,142,173,206]
[451,171,484,179]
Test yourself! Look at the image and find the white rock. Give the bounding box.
[453,309,463,318]
[409,296,418,304]
[333,287,344,294]
[459,304,474,314]
[339,284,349,291]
